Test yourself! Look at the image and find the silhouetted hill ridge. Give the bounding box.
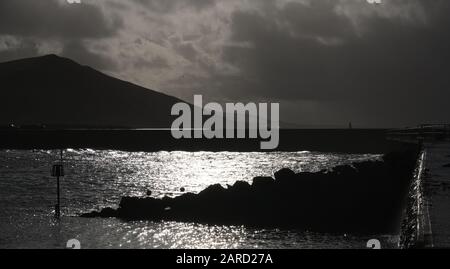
[0,54,186,128]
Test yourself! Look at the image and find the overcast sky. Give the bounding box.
[1,0,449,128]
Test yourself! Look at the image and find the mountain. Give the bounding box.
[0,55,186,128]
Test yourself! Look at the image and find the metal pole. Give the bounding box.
[55,149,63,219]
[56,175,60,219]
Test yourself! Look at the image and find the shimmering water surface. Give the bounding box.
[0,149,397,249]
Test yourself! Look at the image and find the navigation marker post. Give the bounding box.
[51,149,65,219]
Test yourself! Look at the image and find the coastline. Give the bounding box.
[0,128,414,154]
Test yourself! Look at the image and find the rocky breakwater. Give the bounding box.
[81,150,419,233]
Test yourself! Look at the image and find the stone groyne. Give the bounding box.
[82,149,419,234]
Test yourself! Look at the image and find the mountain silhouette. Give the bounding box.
[0,54,186,128]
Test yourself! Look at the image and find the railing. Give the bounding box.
[387,124,450,142]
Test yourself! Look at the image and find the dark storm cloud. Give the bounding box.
[132,0,215,13]
[0,38,39,63]
[0,38,117,72]
[201,0,450,126]
[61,41,118,71]
[133,56,169,70]
[0,0,122,69]
[0,0,121,38]
[1,0,450,127]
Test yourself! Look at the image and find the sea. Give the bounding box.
[0,149,399,249]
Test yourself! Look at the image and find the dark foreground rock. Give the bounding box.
[81,149,419,233]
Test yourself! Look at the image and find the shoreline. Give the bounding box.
[0,129,414,154]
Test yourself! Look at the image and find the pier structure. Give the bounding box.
[415,142,450,248]
[395,125,450,248]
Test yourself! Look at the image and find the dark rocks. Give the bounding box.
[227,181,251,194]
[252,176,275,190]
[332,164,357,175]
[80,207,117,218]
[117,197,166,220]
[274,168,296,181]
[198,184,226,199]
[81,149,420,234]
[100,207,118,217]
